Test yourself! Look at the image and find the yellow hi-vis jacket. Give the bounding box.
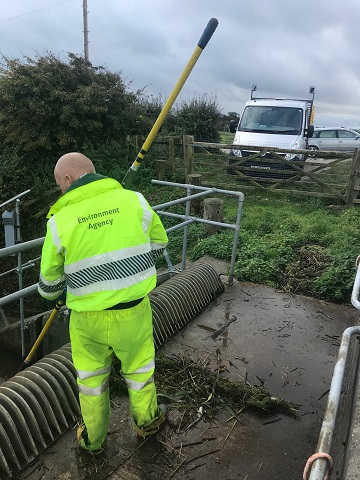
[38,174,168,311]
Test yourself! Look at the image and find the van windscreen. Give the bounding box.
[239,106,303,135]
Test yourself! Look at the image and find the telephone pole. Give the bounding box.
[82,0,89,62]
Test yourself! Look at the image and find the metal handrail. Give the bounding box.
[152,180,244,282]
[0,189,30,209]
[1,181,245,309]
[305,326,360,479]
[0,285,38,308]
[0,237,44,258]
[351,265,360,310]
[305,266,360,479]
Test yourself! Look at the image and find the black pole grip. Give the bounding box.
[197,18,219,49]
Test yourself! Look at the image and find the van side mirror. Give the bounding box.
[305,125,314,138]
[229,121,237,134]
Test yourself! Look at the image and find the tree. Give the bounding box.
[0,53,142,161]
[167,94,222,142]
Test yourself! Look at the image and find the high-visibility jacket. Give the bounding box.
[38,174,168,311]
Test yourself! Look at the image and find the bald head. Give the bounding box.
[54,152,96,193]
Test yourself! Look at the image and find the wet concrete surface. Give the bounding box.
[4,261,360,480]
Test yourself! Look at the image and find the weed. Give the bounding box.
[150,189,360,303]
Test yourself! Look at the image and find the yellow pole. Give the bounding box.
[122,18,218,188]
[18,300,64,372]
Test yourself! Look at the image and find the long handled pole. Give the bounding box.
[17,299,64,372]
[122,17,219,188]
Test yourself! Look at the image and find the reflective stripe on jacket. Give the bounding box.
[38,175,168,311]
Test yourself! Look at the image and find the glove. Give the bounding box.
[55,288,67,305]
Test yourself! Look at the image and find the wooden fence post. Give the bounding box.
[345,149,360,204]
[168,138,175,175]
[155,160,167,180]
[183,135,194,178]
[186,173,203,215]
[203,198,224,235]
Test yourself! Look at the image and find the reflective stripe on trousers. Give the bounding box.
[69,296,158,450]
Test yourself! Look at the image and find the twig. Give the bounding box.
[184,413,203,432]
[318,389,330,401]
[169,457,187,478]
[158,440,186,457]
[317,309,332,320]
[211,316,237,340]
[223,419,237,447]
[104,437,151,477]
[241,289,252,296]
[278,321,290,332]
[177,410,186,433]
[185,449,221,464]
[201,352,212,365]
[186,462,206,472]
[263,417,282,425]
[200,424,211,438]
[172,438,216,449]
[226,405,247,422]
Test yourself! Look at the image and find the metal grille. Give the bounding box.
[150,262,225,349]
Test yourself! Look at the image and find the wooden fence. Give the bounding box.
[129,134,360,204]
[126,134,184,181]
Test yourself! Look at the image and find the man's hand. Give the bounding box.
[55,288,67,305]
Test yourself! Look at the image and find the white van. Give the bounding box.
[229,85,315,176]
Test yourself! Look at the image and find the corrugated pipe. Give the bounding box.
[0,344,79,479]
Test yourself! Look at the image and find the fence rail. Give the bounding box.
[183,138,359,204]
[137,135,360,204]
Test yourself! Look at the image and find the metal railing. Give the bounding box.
[0,181,245,353]
[1,190,32,354]
[151,180,244,283]
[304,266,360,479]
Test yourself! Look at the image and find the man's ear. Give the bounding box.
[65,175,73,189]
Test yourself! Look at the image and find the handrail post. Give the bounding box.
[15,198,26,356]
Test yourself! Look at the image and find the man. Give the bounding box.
[38,152,168,454]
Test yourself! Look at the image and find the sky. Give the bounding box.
[1,0,360,128]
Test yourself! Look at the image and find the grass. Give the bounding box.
[3,137,358,308]
[150,186,360,303]
[219,130,234,144]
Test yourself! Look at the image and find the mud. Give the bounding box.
[6,263,360,480]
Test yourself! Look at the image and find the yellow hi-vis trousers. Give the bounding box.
[69,296,159,451]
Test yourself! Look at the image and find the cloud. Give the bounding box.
[1,0,360,127]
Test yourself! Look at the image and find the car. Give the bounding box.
[307,127,360,152]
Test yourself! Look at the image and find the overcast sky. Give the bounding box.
[1,0,360,128]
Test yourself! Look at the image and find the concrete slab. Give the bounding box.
[11,258,360,479]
